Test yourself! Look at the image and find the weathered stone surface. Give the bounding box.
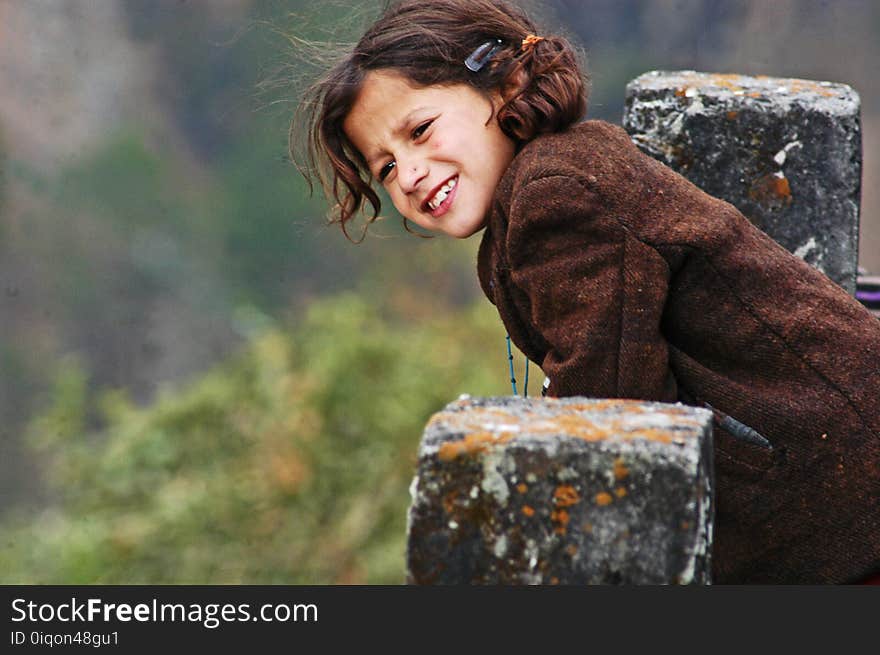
[406,396,714,585]
[623,71,861,294]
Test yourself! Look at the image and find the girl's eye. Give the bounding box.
[412,120,433,139]
[375,120,431,182]
[378,160,396,182]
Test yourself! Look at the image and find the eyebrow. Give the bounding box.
[364,106,431,168]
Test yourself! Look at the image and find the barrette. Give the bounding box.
[521,34,544,51]
[465,39,503,72]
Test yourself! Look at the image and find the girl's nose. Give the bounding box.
[396,159,428,194]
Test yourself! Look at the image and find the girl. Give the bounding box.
[294,0,880,584]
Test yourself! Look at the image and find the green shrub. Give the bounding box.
[0,293,510,583]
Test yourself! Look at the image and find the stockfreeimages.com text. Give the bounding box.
[11,597,317,630]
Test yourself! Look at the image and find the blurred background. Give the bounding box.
[1,0,877,583]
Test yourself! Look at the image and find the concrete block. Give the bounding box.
[406,396,714,585]
[623,71,861,294]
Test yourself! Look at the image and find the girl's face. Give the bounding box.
[344,70,516,238]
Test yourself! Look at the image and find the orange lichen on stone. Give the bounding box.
[437,442,461,461]
[675,73,745,92]
[565,544,579,557]
[536,414,688,443]
[431,400,700,453]
[668,73,847,101]
[710,73,743,82]
[613,458,629,481]
[478,408,524,423]
[560,399,641,413]
[427,407,522,432]
[605,400,645,412]
[551,509,570,534]
[531,414,613,441]
[787,80,839,97]
[681,520,691,531]
[437,431,513,461]
[772,176,792,198]
[582,521,593,533]
[553,485,581,507]
[521,504,535,517]
[749,173,793,207]
[662,407,700,417]
[595,492,613,506]
[516,483,528,494]
[711,78,743,92]
[726,111,739,120]
[442,490,458,514]
[615,487,627,499]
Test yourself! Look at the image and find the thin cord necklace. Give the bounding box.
[506,334,530,397]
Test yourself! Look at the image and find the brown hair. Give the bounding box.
[293,0,589,240]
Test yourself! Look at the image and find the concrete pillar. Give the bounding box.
[623,71,861,294]
[406,397,714,585]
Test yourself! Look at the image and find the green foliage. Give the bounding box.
[215,122,329,307]
[0,293,509,583]
[56,133,186,236]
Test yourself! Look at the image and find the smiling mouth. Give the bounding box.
[425,176,458,212]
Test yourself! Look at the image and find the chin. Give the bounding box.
[448,219,487,239]
[447,226,480,239]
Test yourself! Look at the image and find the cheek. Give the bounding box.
[388,189,411,214]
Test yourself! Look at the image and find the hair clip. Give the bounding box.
[465,39,503,72]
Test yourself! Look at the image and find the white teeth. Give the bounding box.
[427,177,457,210]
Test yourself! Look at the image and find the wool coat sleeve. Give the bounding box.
[505,173,676,402]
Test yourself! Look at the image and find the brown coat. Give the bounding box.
[477,120,880,584]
